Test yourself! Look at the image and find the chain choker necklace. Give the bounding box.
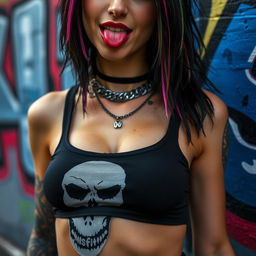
[95,92,154,129]
[88,78,153,103]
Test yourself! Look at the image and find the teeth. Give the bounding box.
[104,26,126,32]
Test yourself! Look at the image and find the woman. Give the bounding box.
[27,0,235,255]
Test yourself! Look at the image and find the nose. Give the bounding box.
[108,0,128,18]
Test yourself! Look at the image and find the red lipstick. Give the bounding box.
[99,21,132,48]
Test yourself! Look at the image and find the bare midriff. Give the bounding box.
[55,217,186,256]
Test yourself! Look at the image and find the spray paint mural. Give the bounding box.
[197,0,256,252]
[0,0,255,254]
[0,0,75,249]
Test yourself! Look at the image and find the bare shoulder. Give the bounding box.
[203,89,228,131]
[27,89,70,177]
[28,89,69,131]
[192,89,229,156]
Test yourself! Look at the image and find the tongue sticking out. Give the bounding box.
[102,29,129,47]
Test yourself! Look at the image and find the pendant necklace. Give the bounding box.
[95,92,154,129]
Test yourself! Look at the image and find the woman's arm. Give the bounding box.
[27,175,57,256]
[189,91,235,256]
[26,92,63,256]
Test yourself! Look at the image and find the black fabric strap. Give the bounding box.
[62,85,79,139]
[95,69,150,84]
[51,85,78,155]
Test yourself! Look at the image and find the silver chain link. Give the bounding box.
[88,78,153,102]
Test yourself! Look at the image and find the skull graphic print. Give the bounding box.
[62,161,126,256]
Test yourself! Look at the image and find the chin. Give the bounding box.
[97,47,133,63]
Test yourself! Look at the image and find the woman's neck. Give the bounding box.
[95,53,150,92]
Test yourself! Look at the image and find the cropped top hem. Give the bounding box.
[54,206,189,225]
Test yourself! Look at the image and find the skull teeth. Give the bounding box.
[70,217,111,251]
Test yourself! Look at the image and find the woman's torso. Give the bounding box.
[55,217,186,256]
[44,86,197,256]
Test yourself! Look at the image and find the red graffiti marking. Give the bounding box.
[0,131,12,180]
[226,210,256,251]
[0,130,34,197]
[0,0,21,13]
[49,0,62,91]
[4,42,15,90]
[1,1,21,90]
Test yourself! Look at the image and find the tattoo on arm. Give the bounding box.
[222,122,229,168]
[27,175,58,256]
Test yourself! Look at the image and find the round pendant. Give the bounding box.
[114,120,123,129]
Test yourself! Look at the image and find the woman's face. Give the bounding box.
[82,0,156,62]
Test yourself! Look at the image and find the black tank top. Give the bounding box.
[44,85,190,225]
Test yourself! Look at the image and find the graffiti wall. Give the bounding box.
[197,0,256,253]
[0,0,75,249]
[0,0,255,254]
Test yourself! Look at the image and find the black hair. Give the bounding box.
[59,0,215,143]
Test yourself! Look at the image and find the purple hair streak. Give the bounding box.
[161,62,169,116]
[178,0,185,57]
[161,0,171,117]
[66,0,75,42]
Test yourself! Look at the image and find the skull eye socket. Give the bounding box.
[65,184,90,200]
[96,185,121,200]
